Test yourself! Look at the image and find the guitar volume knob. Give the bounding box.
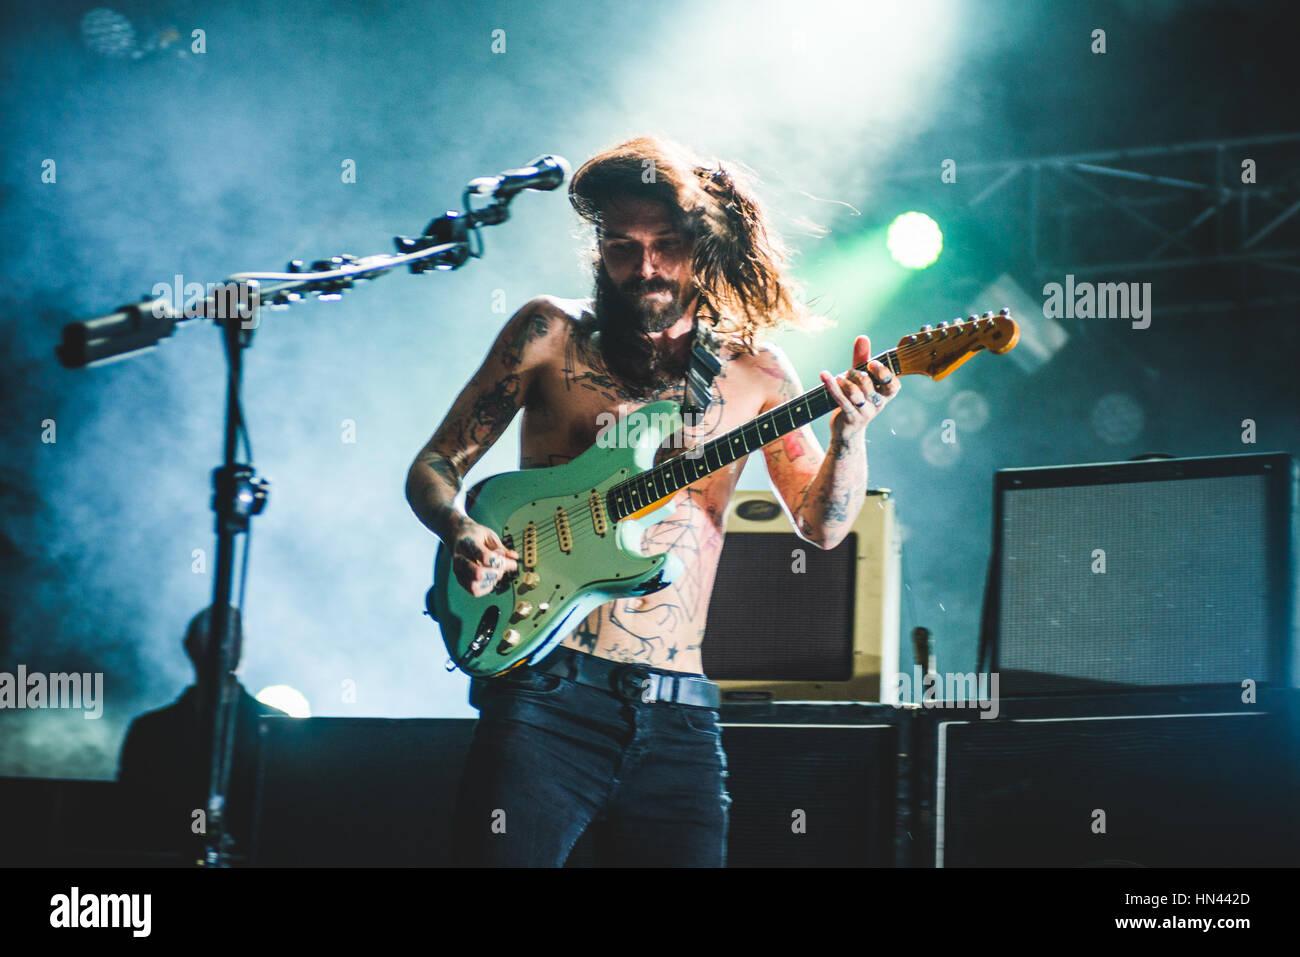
[512,601,534,619]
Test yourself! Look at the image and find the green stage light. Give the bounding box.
[887,211,943,269]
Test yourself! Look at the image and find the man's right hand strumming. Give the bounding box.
[405,298,556,597]
[450,517,520,598]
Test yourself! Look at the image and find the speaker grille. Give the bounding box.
[722,724,898,867]
[703,531,857,681]
[998,474,1272,690]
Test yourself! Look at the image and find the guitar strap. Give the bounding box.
[682,308,723,426]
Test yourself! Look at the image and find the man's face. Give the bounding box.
[597,195,694,332]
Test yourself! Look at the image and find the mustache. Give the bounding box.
[619,277,675,296]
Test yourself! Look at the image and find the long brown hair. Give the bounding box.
[569,136,810,357]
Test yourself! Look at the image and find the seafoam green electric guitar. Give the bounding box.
[427,309,1019,677]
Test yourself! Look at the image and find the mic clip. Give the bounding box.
[394,210,474,273]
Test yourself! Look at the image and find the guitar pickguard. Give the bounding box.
[430,401,685,676]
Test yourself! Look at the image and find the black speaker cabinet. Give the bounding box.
[702,489,901,702]
[981,452,1297,696]
[0,777,138,865]
[928,690,1300,867]
[253,710,912,868]
[251,717,475,866]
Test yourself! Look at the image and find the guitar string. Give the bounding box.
[518,400,824,555]
[515,338,907,549]
[502,335,938,556]
[503,406,844,562]
[484,326,1003,563]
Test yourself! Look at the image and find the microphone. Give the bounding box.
[467,155,570,198]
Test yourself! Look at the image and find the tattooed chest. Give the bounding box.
[523,349,752,468]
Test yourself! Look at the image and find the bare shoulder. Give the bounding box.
[512,295,591,349]
[486,295,580,370]
[736,339,803,404]
[532,294,591,324]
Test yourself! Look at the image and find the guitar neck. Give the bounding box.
[606,347,903,522]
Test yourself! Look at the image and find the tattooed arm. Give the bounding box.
[756,338,899,549]
[405,297,556,542]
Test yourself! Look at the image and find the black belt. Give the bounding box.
[529,646,720,709]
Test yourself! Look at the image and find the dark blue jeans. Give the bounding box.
[452,662,731,867]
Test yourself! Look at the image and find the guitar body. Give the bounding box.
[428,400,686,677]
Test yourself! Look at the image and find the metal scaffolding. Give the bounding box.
[884,134,1300,316]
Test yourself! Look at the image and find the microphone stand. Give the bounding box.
[56,180,545,867]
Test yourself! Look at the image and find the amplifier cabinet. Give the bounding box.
[252,717,476,866]
[704,489,901,702]
[927,690,1300,867]
[982,452,1297,695]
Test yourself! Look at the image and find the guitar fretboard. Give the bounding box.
[606,348,902,522]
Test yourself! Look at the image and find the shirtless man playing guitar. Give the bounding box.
[406,136,899,866]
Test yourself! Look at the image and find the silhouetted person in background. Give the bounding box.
[118,606,285,861]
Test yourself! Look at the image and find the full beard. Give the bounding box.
[590,266,694,393]
[595,265,692,333]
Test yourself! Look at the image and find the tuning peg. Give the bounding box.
[1000,306,1012,316]
[938,320,949,329]
[920,324,933,333]
[983,311,994,319]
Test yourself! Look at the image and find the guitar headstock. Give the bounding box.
[894,307,1019,381]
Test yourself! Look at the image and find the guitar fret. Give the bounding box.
[778,405,794,434]
[606,347,909,519]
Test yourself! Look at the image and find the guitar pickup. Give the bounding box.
[554,507,572,554]
[522,522,538,570]
[589,490,608,536]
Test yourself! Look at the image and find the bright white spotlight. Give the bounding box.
[887,212,943,269]
[255,685,311,717]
